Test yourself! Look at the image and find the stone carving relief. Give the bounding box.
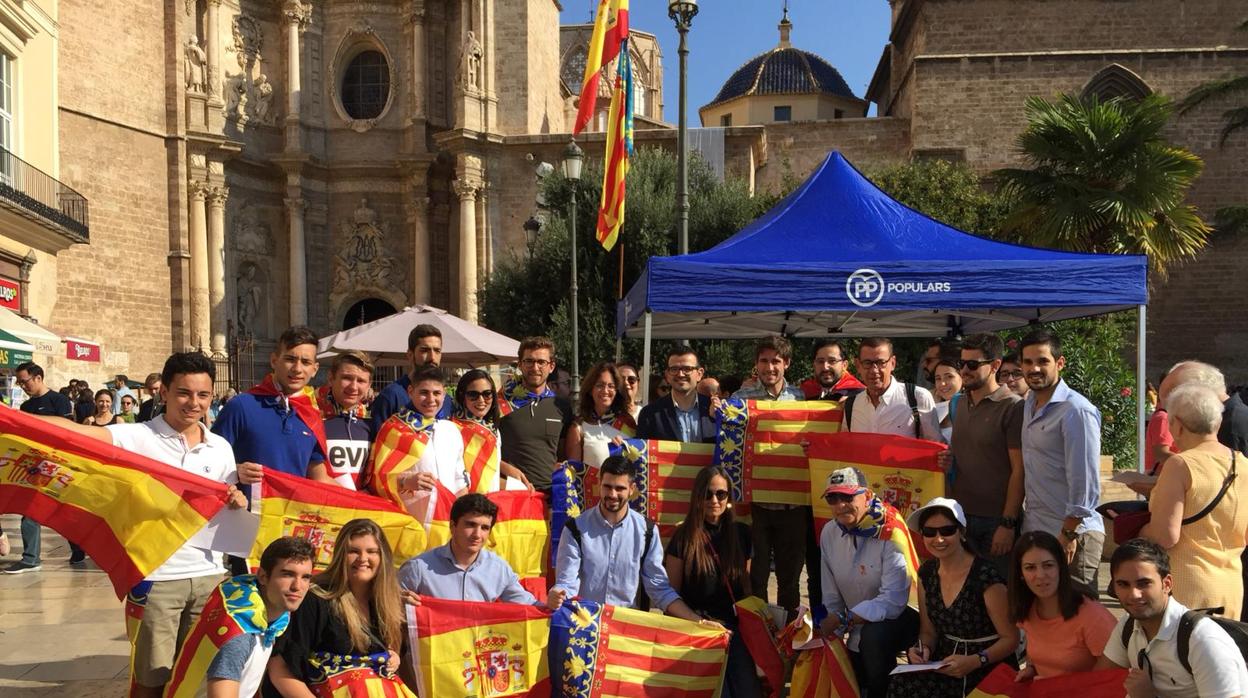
[231,14,263,62]
[330,198,404,306]
[236,261,267,339]
[458,31,483,93]
[224,14,277,127]
[231,200,272,257]
[185,36,207,93]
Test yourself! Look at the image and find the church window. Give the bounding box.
[341,50,390,120]
[773,105,791,122]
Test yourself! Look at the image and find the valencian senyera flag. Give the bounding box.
[249,467,428,570]
[714,399,844,506]
[595,30,634,251]
[967,664,1128,697]
[0,408,229,598]
[408,596,551,698]
[789,636,861,698]
[550,598,730,698]
[572,0,629,135]
[455,417,501,494]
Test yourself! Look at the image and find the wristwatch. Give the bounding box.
[1000,516,1019,530]
[1061,527,1081,540]
[977,650,989,666]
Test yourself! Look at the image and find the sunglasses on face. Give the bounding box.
[621,376,639,384]
[464,390,495,401]
[824,492,858,505]
[998,370,1024,380]
[921,524,960,538]
[957,359,992,371]
[706,489,730,502]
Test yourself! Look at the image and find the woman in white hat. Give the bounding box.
[886,497,1019,698]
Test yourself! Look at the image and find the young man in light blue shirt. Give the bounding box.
[552,456,709,624]
[1019,329,1105,598]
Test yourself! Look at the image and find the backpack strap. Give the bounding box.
[643,518,656,558]
[1177,610,1205,675]
[1121,616,1136,655]
[844,393,856,430]
[1181,451,1238,527]
[563,518,583,547]
[905,382,921,439]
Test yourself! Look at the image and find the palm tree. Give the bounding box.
[995,93,1211,276]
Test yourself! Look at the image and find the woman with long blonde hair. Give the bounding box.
[266,519,414,697]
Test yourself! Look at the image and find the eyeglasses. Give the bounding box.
[920,524,960,538]
[824,492,858,505]
[593,382,616,391]
[706,489,730,502]
[520,358,551,368]
[859,358,892,369]
[621,376,639,384]
[957,359,992,371]
[998,370,1024,380]
[464,389,494,401]
[666,365,700,375]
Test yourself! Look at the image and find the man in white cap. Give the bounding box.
[818,467,919,698]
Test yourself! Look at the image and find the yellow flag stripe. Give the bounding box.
[606,635,731,663]
[602,664,722,690]
[755,419,843,433]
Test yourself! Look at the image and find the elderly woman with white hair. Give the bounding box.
[1141,383,1248,618]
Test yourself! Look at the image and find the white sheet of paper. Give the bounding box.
[187,507,260,557]
[889,662,949,675]
[504,476,529,491]
[1111,471,1154,485]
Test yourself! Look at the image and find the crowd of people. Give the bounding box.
[5,321,1248,698]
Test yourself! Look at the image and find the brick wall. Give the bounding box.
[755,118,912,194]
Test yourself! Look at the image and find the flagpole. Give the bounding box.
[615,242,625,361]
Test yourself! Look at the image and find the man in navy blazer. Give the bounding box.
[636,348,717,443]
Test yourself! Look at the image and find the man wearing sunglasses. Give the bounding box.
[941,334,1024,574]
[636,348,716,444]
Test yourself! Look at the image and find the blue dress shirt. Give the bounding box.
[1021,379,1104,535]
[398,545,538,605]
[554,506,680,611]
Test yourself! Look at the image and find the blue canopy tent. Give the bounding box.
[617,151,1150,464]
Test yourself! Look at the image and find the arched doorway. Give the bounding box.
[342,298,397,330]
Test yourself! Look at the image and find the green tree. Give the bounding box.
[870,158,1010,237]
[995,94,1212,275]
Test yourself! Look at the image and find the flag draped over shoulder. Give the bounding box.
[714,399,844,506]
[550,599,730,698]
[248,375,328,459]
[250,467,427,569]
[572,0,629,135]
[595,41,633,251]
[0,408,229,598]
[409,596,551,698]
[967,664,1128,697]
[368,411,435,508]
[454,418,501,494]
[165,574,289,698]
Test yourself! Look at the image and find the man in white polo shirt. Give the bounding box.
[39,351,247,698]
[845,337,941,442]
[1099,538,1248,698]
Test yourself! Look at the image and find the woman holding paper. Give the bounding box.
[1008,531,1116,679]
[886,498,1018,698]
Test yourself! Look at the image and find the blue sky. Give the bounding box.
[559,1,893,122]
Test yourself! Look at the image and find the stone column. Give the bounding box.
[188,181,210,349]
[206,187,228,355]
[409,190,431,305]
[476,188,488,281]
[283,1,310,151]
[285,197,308,326]
[453,178,479,321]
[409,2,426,119]
[206,0,222,99]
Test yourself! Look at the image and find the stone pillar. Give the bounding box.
[476,188,488,281]
[285,197,308,326]
[453,178,478,321]
[206,0,222,99]
[188,181,210,349]
[409,2,426,119]
[206,186,228,355]
[410,189,431,305]
[283,1,310,151]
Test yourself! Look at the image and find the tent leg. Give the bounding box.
[641,311,652,406]
[1137,304,1147,473]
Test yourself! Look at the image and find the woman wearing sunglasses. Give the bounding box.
[564,361,637,467]
[887,497,1018,698]
[664,465,761,698]
[1007,531,1116,680]
[452,369,533,492]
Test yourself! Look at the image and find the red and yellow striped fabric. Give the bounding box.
[485,491,549,601]
[734,597,789,698]
[164,575,278,698]
[367,414,432,508]
[0,408,229,598]
[454,418,501,494]
[409,596,551,697]
[250,468,428,570]
[718,400,843,506]
[610,440,716,539]
[789,637,860,698]
[967,664,1127,697]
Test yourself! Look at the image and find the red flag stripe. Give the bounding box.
[604,617,733,651]
[603,650,725,677]
[597,681,717,698]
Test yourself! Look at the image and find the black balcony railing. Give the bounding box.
[0,146,89,240]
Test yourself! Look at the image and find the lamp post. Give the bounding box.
[523,215,541,261]
[669,0,698,256]
[563,140,584,403]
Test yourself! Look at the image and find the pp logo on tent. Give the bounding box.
[846,269,885,307]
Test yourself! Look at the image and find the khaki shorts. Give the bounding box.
[132,574,220,688]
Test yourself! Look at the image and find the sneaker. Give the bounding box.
[3,561,41,574]
[69,549,87,565]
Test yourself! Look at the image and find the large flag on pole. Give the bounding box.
[0,408,229,598]
[572,0,630,135]
[596,34,633,251]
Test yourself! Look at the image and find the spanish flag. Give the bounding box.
[967,664,1128,697]
[572,0,629,135]
[595,34,633,251]
[485,491,549,601]
[714,399,844,506]
[789,637,861,698]
[454,418,501,494]
[550,599,730,697]
[0,408,229,598]
[408,596,551,697]
[734,597,789,698]
[164,574,289,697]
[249,467,427,570]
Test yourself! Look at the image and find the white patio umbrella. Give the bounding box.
[316,305,520,368]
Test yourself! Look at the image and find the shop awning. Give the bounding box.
[0,307,61,354]
[0,329,34,368]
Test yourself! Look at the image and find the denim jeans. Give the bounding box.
[20,516,40,564]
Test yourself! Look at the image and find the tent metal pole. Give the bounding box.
[1137,304,1147,473]
[641,312,653,406]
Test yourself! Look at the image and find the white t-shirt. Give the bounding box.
[106,418,236,581]
[409,419,469,493]
[845,380,942,442]
[1103,597,1248,698]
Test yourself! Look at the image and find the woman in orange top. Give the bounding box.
[1008,531,1116,680]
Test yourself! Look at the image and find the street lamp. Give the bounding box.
[523,215,541,260]
[669,0,698,256]
[563,140,584,403]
